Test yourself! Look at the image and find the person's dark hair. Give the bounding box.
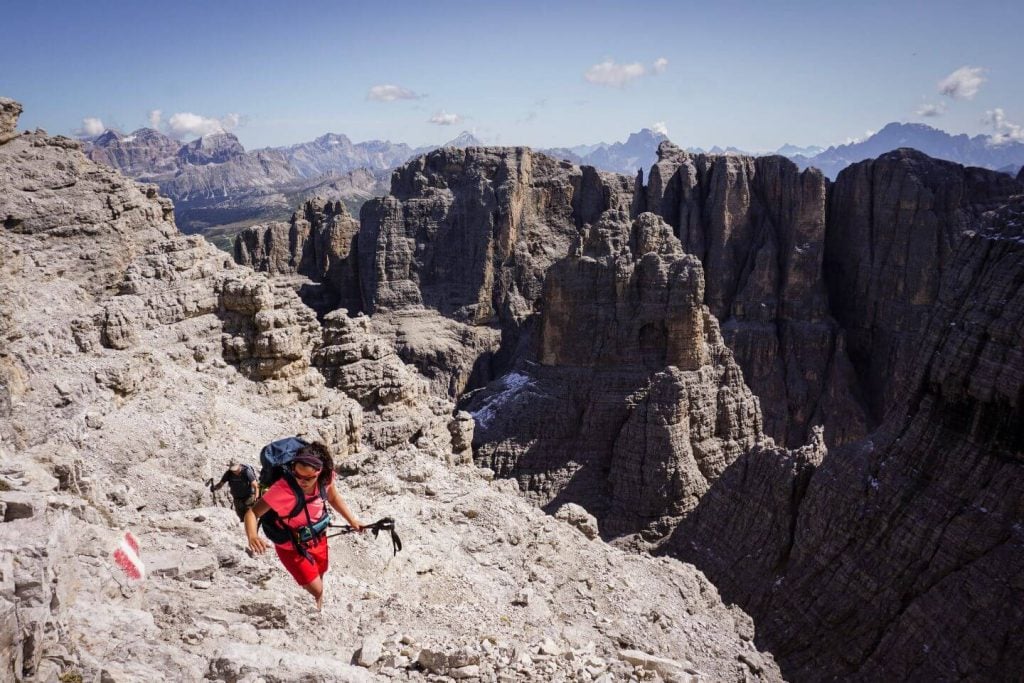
[297,442,333,487]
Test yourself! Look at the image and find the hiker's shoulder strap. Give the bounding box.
[279,471,308,520]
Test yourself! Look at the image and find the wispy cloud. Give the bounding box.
[651,121,669,136]
[916,102,946,117]
[147,109,162,129]
[938,66,985,100]
[167,112,242,139]
[368,84,424,102]
[80,117,105,136]
[428,110,462,126]
[584,56,668,88]
[983,108,1024,145]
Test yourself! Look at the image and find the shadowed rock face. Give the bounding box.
[670,195,1024,680]
[641,142,869,448]
[465,210,766,536]
[351,146,636,396]
[825,148,1022,423]
[358,146,633,323]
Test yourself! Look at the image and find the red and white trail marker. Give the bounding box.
[112,530,145,581]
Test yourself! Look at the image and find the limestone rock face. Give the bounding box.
[466,210,767,536]
[642,142,868,448]
[360,146,608,322]
[234,197,362,314]
[164,146,298,203]
[825,148,1022,422]
[85,128,180,178]
[313,310,452,452]
[354,146,634,397]
[177,131,246,166]
[217,276,326,401]
[0,97,22,144]
[671,195,1024,680]
[282,132,417,177]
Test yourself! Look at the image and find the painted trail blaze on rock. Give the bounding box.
[113,530,145,580]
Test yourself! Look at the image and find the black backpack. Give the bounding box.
[256,437,332,551]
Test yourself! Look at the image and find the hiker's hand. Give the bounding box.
[247,534,268,555]
[352,522,365,533]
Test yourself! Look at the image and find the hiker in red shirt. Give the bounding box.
[244,442,363,610]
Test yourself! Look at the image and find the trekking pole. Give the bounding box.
[327,517,402,556]
[204,478,220,507]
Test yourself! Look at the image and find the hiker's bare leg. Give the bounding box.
[302,577,324,610]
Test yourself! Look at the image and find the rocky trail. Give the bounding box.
[0,98,778,682]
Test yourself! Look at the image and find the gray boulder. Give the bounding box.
[0,97,22,144]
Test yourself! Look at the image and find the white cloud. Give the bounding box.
[428,110,462,126]
[368,84,423,102]
[651,121,669,136]
[938,66,986,100]
[983,108,1024,145]
[167,112,242,139]
[584,57,669,88]
[584,59,647,88]
[147,109,162,129]
[81,117,105,136]
[916,102,946,117]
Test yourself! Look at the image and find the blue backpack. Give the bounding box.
[257,437,331,552]
[258,436,309,489]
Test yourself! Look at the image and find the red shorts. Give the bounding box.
[274,536,329,586]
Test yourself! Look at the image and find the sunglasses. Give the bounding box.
[292,469,321,483]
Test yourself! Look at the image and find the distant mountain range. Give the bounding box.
[548,122,1024,180]
[82,128,483,236]
[543,128,669,175]
[784,122,1024,179]
[83,121,1024,241]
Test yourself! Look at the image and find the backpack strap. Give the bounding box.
[270,471,332,564]
[279,471,308,520]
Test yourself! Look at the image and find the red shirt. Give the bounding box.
[261,472,333,540]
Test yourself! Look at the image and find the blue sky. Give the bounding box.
[3,0,1021,151]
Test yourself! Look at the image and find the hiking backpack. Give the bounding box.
[258,436,309,489]
[256,436,331,549]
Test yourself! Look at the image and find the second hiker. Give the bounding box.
[244,441,364,610]
[212,460,259,521]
